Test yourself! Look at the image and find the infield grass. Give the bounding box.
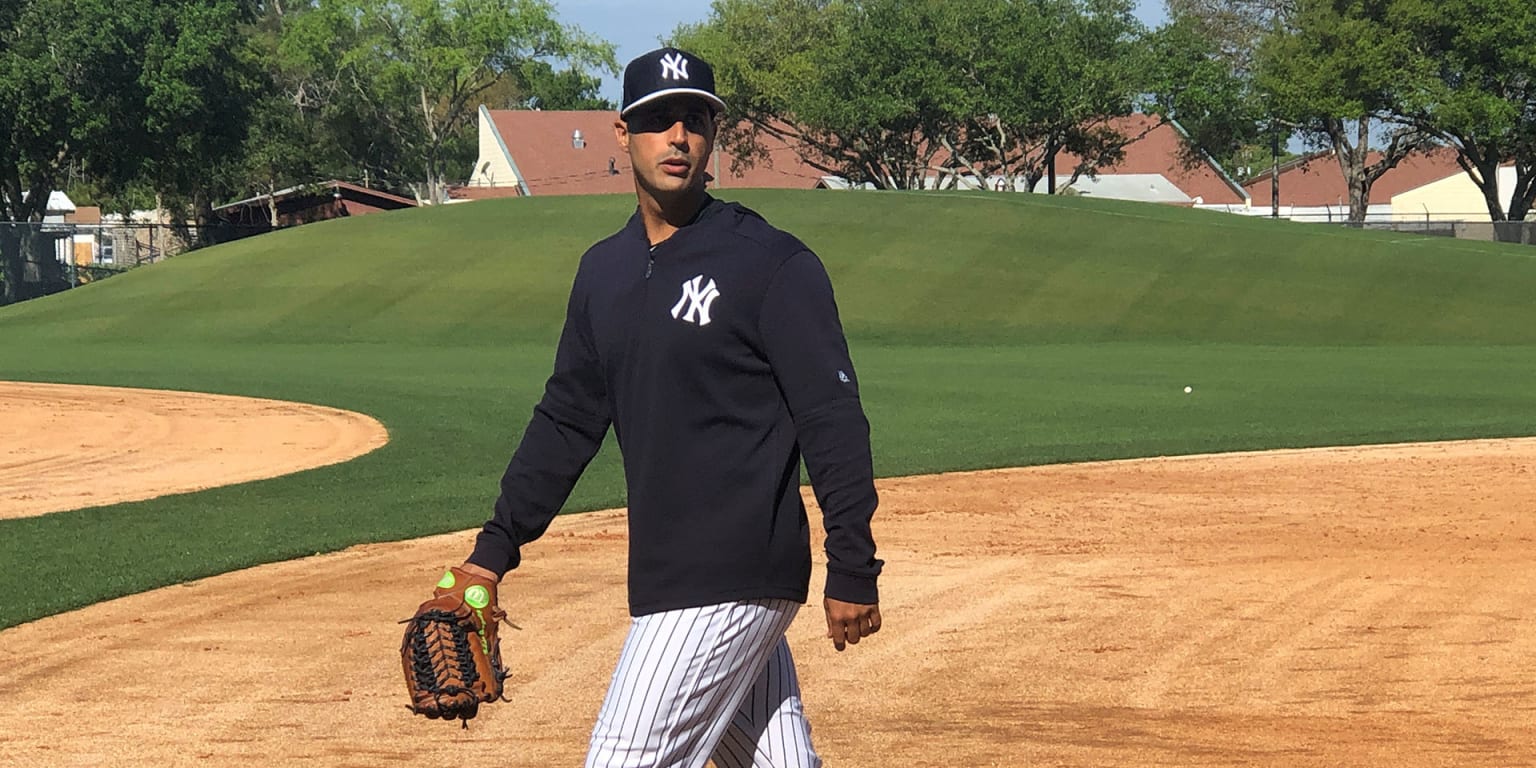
[2,190,1534,627]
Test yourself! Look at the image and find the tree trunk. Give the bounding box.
[1509,165,1535,222]
[1024,165,1044,192]
[0,225,21,305]
[1326,118,1372,223]
[1461,151,1509,222]
[1480,174,1507,222]
[1347,170,1369,223]
[5,225,68,302]
[1271,130,1281,218]
[939,136,989,191]
[420,86,442,205]
[268,177,279,228]
[1349,119,1369,223]
[1046,142,1058,194]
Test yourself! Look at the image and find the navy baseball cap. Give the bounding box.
[620,47,727,117]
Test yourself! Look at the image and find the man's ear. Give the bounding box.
[613,119,630,151]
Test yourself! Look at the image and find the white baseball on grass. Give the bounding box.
[1184,386,1193,394]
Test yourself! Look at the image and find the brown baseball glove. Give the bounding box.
[400,566,511,727]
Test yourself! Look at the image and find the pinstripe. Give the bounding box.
[649,608,719,760]
[586,599,809,768]
[710,637,819,768]
[663,603,776,761]
[640,609,707,759]
[592,609,689,766]
[716,724,753,766]
[785,650,811,768]
[600,614,649,742]
[605,611,668,762]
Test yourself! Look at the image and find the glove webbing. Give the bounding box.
[407,608,483,727]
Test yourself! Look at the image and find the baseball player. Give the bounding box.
[449,47,883,768]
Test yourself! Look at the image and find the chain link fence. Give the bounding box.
[1,221,264,305]
[1281,212,1536,244]
[1344,220,1536,244]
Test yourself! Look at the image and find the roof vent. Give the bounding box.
[573,129,585,149]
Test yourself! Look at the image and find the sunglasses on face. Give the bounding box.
[625,106,716,136]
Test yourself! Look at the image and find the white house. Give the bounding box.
[1391,164,1520,223]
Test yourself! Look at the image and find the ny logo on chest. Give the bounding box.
[671,274,721,326]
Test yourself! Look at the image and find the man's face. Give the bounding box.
[615,96,717,198]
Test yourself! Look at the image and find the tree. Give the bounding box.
[1165,0,1295,74]
[673,0,1148,192]
[1392,0,1536,222]
[2,0,142,301]
[1257,0,1429,223]
[135,0,264,231]
[1160,0,1302,186]
[239,95,324,227]
[991,0,1147,193]
[227,3,349,222]
[669,0,850,181]
[794,0,975,188]
[282,0,616,203]
[3,0,261,303]
[669,0,933,187]
[475,59,614,111]
[1140,14,1267,175]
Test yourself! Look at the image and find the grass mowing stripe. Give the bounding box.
[6,191,1536,346]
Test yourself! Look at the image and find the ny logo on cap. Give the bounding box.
[660,52,689,81]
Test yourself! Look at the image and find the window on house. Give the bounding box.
[100,238,115,264]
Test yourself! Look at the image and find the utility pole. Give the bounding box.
[1270,125,1281,219]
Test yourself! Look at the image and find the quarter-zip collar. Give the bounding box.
[625,194,725,253]
[631,195,726,280]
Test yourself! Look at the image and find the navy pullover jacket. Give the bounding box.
[469,196,883,616]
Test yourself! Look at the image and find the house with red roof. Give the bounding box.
[456,107,826,200]
[459,107,1247,209]
[1240,146,1477,222]
[1051,114,1248,207]
[214,180,417,232]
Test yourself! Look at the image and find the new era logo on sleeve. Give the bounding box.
[671,274,721,326]
[660,52,689,80]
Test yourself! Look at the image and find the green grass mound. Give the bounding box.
[5,190,1535,346]
[2,189,1534,627]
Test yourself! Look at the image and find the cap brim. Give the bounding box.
[621,88,727,117]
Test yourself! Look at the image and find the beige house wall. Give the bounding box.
[1392,166,1517,222]
[470,106,522,191]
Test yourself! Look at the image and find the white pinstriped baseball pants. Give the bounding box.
[584,598,822,768]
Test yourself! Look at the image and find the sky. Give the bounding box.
[555,0,1171,106]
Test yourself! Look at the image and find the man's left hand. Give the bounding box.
[823,597,881,651]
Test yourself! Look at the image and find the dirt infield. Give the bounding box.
[2,385,1534,766]
[0,381,388,519]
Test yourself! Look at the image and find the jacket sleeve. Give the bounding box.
[758,249,883,604]
[468,269,611,577]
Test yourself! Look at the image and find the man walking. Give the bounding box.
[447,47,883,767]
